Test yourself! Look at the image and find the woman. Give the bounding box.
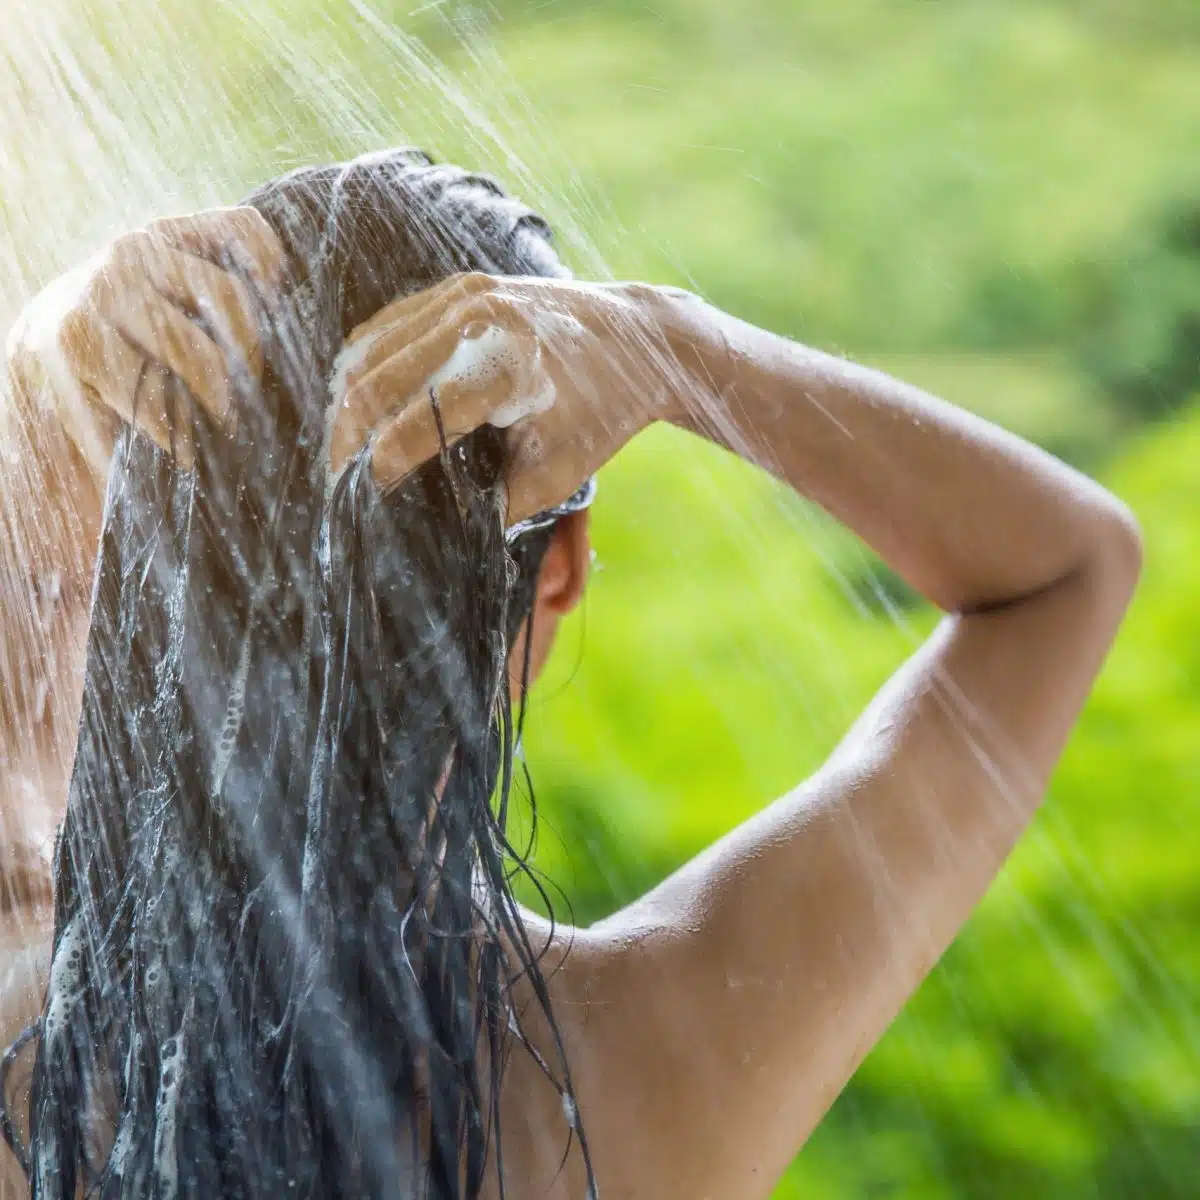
[0,149,1141,1198]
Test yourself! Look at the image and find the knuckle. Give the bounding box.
[232,207,283,262]
[626,281,658,307]
[230,205,267,237]
[459,270,494,295]
[461,290,515,329]
[140,215,174,240]
[228,204,260,227]
[458,292,490,324]
[107,231,145,267]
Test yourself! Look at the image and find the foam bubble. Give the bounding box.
[154,1030,185,1199]
[426,324,557,429]
[487,370,556,429]
[44,915,85,1038]
[327,323,390,406]
[427,324,521,392]
[325,325,391,494]
[326,321,565,489]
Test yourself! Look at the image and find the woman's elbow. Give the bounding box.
[1086,492,1144,604]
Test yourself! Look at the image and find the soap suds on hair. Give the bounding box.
[327,321,391,403]
[328,310,588,450]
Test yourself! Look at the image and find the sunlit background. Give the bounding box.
[2,1,1198,1195]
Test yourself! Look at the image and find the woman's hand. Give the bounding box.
[5,207,286,474]
[329,272,708,524]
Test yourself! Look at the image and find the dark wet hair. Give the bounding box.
[2,149,595,1198]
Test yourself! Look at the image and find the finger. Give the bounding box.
[364,381,496,489]
[349,283,576,392]
[346,377,510,490]
[35,307,131,476]
[137,245,262,382]
[59,384,123,480]
[66,315,172,459]
[143,207,287,296]
[341,292,501,394]
[333,311,517,463]
[91,263,232,428]
[161,369,197,471]
[127,361,196,469]
[63,311,196,469]
[55,307,143,425]
[128,358,172,455]
[345,271,493,349]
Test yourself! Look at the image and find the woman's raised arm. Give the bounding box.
[343,277,1145,1197]
[0,209,284,901]
[547,291,1143,1199]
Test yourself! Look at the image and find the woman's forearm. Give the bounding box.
[664,297,1140,614]
[0,374,99,867]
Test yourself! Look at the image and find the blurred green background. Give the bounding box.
[3,0,1198,1194]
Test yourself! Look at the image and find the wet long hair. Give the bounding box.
[1,149,595,1198]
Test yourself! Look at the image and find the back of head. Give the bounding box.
[11,150,588,1199]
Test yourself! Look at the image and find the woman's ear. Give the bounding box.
[513,510,592,694]
[535,509,591,618]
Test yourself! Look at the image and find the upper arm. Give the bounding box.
[547,538,1140,1199]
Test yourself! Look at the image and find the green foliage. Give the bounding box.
[1076,198,1200,422]
[960,194,1200,429]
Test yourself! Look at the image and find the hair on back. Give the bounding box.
[2,149,594,1200]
